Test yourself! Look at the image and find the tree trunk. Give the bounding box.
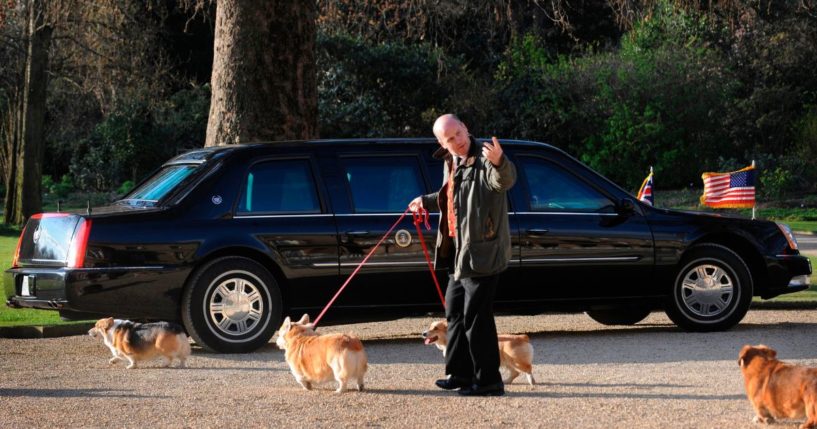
[13,0,51,224]
[3,94,21,223]
[205,0,318,147]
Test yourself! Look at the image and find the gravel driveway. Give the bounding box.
[2,309,816,428]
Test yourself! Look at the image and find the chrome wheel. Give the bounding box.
[183,257,282,353]
[206,270,265,340]
[665,244,752,332]
[680,264,734,317]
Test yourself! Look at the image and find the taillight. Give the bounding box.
[11,225,26,268]
[66,218,92,268]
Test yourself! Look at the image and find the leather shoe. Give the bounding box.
[457,382,505,397]
[434,377,470,390]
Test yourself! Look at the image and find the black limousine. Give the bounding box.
[6,139,812,352]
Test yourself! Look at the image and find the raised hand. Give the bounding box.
[483,137,504,166]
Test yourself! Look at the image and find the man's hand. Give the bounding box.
[483,137,504,166]
[408,196,423,213]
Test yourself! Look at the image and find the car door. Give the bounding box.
[232,156,340,310]
[328,150,445,309]
[513,154,654,299]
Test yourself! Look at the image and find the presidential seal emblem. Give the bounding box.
[395,229,412,248]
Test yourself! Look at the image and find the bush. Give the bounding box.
[316,32,472,137]
[41,174,74,199]
[69,85,209,192]
[117,180,135,196]
[493,4,735,189]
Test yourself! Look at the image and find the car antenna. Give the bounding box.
[86,200,92,215]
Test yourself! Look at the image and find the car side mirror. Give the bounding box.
[617,198,636,214]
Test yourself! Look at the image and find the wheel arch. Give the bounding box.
[686,233,769,297]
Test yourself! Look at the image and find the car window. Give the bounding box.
[518,156,615,213]
[237,159,320,213]
[342,156,425,213]
[126,164,198,204]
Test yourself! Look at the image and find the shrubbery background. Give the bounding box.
[3,1,816,200]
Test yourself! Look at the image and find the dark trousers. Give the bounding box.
[444,273,502,386]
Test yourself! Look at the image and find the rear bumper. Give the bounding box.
[5,268,70,310]
[5,265,188,320]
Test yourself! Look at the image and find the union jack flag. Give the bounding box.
[700,166,756,208]
[636,172,654,206]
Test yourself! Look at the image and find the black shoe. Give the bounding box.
[434,377,471,390]
[458,382,505,397]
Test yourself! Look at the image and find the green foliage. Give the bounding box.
[52,175,74,199]
[493,4,736,189]
[41,174,74,199]
[316,32,469,137]
[69,85,209,192]
[117,180,135,196]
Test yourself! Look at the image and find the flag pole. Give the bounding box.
[751,160,756,220]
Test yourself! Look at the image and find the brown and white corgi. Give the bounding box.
[422,319,535,385]
[275,314,367,393]
[88,317,191,369]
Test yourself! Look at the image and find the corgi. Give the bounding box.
[738,344,817,428]
[88,317,191,369]
[275,314,367,393]
[422,319,535,385]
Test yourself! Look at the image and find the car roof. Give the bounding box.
[165,138,563,165]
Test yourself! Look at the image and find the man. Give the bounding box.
[409,114,516,396]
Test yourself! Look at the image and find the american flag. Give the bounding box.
[700,166,756,208]
[636,172,654,206]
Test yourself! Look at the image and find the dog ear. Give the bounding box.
[281,316,292,330]
[297,313,310,325]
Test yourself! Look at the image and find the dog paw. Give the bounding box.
[753,415,773,424]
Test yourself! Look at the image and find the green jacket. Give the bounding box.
[421,137,517,280]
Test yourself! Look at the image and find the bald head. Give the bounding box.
[433,114,470,157]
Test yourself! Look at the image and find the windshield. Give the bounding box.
[121,164,198,206]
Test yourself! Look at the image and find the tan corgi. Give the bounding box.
[422,319,535,385]
[88,317,191,369]
[275,314,367,393]
[738,344,817,428]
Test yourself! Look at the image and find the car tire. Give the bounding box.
[182,256,282,353]
[586,305,651,326]
[664,244,753,332]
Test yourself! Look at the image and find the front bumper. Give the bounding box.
[761,254,813,299]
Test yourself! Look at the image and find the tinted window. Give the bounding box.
[519,156,614,213]
[126,165,198,204]
[238,159,320,213]
[342,157,425,213]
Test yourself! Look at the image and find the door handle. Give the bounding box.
[341,230,370,244]
[526,228,549,236]
[345,231,370,237]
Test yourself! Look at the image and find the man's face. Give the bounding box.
[435,120,470,157]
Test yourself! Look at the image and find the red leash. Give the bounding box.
[311,208,446,327]
[411,208,446,308]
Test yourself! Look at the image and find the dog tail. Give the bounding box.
[179,332,192,360]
